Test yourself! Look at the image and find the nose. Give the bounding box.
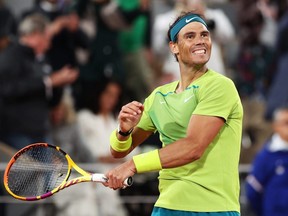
[195,35,205,45]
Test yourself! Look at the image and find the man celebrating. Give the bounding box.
[105,11,243,216]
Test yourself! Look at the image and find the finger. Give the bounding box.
[122,103,143,115]
[107,176,121,189]
[131,101,144,112]
[119,112,140,120]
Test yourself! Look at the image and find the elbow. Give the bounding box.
[185,148,205,162]
[191,150,204,161]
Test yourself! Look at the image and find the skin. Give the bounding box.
[273,109,288,142]
[20,31,51,56]
[104,21,225,190]
[20,28,79,87]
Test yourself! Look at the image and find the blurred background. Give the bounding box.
[1,0,288,215]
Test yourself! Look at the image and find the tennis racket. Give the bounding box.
[3,143,133,201]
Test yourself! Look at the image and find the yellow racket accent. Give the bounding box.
[3,143,132,201]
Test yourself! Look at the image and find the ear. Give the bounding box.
[169,41,179,55]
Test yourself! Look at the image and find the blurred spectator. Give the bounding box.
[49,88,91,162]
[22,0,89,70]
[72,0,126,110]
[71,0,149,109]
[257,0,278,48]
[0,0,17,52]
[22,0,90,111]
[0,13,79,150]
[152,0,235,82]
[76,78,128,216]
[49,88,99,216]
[246,105,288,216]
[265,8,288,120]
[234,3,274,163]
[0,2,17,215]
[118,0,154,102]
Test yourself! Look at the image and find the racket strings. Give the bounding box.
[7,146,69,197]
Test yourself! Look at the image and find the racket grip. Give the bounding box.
[91,174,133,187]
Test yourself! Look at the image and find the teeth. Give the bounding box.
[194,50,205,54]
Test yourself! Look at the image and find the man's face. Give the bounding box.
[171,22,212,67]
[32,30,51,54]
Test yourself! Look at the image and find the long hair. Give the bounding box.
[89,78,124,118]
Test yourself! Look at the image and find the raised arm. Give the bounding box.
[105,113,225,189]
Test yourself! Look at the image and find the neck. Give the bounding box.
[176,64,207,93]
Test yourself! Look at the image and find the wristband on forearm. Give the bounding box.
[133,149,162,173]
[110,129,132,152]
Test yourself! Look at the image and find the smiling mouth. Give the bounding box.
[192,49,206,55]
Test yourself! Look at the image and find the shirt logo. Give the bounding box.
[160,100,166,104]
[184,95,194,103]
[185,17,197,23]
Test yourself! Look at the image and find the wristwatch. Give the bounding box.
[117,125,133,137]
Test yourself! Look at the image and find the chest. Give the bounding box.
[148,86,199,139]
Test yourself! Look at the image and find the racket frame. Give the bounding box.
[3,143,131,201]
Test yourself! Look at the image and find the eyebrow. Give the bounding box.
[183,30,210,36]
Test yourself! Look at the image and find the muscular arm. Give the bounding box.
[159,114,225,168]
[105,113,225,189]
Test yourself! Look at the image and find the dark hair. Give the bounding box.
[90,78,123,117]
[167,11,205,43]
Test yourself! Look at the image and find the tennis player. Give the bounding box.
[105,11,243,216]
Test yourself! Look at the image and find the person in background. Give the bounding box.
[49,89,99,216]
[265,4,288,120]
[118,0,155,102]
[49,88,91,162]
[71,0,151,109]
[77,78,128,216]
[22,0,90,108]
[0,2,17,215]
[22,0,89,71]
[105,11,243,216]
[234,2,274,164]
[246,105,288,216]
[0,0,17,52]
[0,13,78,150]
[71,0,127,110]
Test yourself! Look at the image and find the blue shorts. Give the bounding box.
[151,207,240,216]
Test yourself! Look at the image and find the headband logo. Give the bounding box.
[185,17,197,23]
[170,14,207,42]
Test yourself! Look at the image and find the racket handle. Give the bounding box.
[91,173,133,187]
[124,176,133,187]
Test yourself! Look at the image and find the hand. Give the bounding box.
[104,160,136,190]
[50,66,79,87]
[46,16,68,38]
[118,101,144,133]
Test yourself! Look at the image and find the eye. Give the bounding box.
[184,33,195,40]
[201,32,210,38]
